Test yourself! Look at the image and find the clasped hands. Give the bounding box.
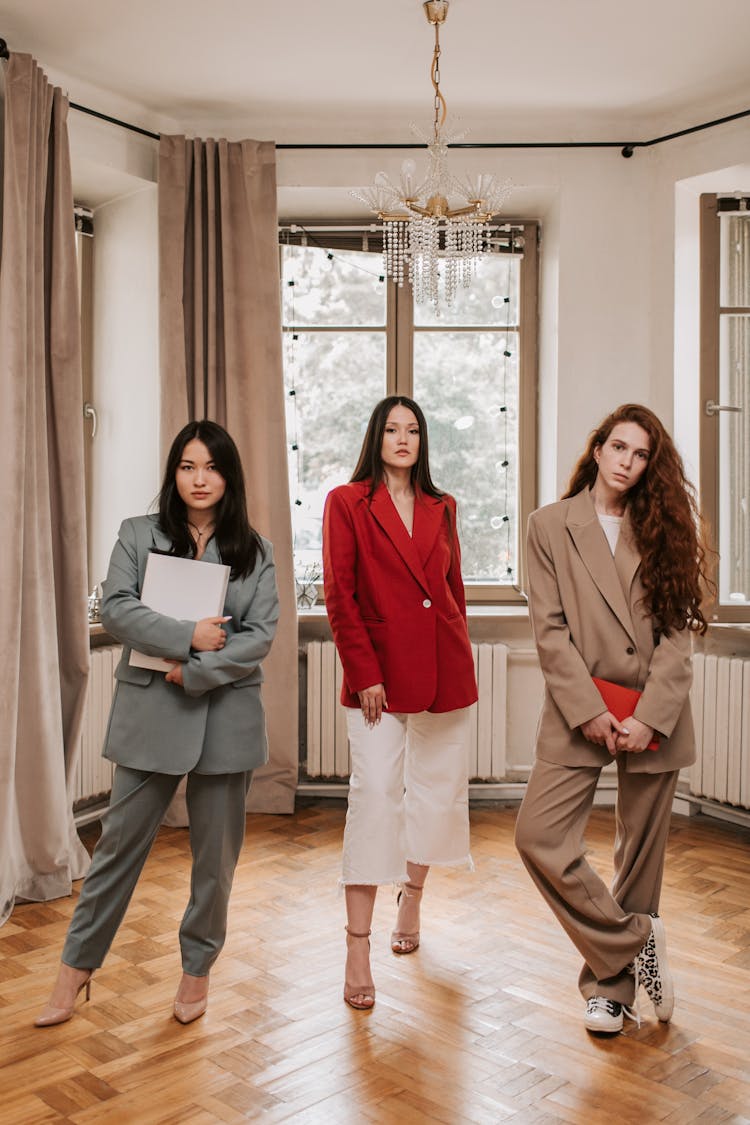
[164,616,231,687]
[580,710,655,755]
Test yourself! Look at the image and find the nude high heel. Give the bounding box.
[343,927,375,1010]
[173,973,209,1024]
[34,972,93,1027]
[391,881,423,954]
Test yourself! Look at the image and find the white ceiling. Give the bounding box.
[2,0,750,143]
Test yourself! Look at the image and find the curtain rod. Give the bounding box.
[2,38,749,158]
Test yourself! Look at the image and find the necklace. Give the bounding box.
[189,522,214,542]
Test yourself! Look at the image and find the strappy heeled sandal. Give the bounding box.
[391,881,423,954]
[343,927,375,1010]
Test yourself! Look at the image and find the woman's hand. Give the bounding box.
[614,716,655,753]
[357,683,388,727]
[191,616,231,652]
[580,711,630,755]
[165,662,184,687]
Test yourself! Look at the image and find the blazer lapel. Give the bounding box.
[566,489,638,644]
[369,483,431,596]
[413,493,447,569]
[139,522,174,586]
[613,508,642,605]
[150,524,173,553]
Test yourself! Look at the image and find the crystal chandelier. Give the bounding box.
[352,0,510,307]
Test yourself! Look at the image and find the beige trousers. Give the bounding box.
[514,755,679,1004]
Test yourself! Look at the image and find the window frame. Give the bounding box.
[280,220,539,605]
[700,193,750,623]
[76,216,95,591]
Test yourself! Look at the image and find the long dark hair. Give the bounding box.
[157,420,264,579]
[563,403,712,634]
[350,396,444,499]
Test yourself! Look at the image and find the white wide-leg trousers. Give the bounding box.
[341,707,472,886]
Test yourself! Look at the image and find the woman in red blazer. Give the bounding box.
[323,395,477,1010]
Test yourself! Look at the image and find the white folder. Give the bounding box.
[129,552,231,672]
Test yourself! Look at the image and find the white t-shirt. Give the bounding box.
[598,513,622,556]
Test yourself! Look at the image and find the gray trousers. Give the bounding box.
[514,756,679,1005]
[63,765,251,976]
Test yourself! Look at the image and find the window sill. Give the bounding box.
[297,603,532,644]
[698,621,750,658]
[88,622,116,649]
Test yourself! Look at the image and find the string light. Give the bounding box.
[281,227,520,587]
[282,226,387,284]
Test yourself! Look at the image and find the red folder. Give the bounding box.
[592,677,660,751]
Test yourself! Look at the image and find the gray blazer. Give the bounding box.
[527,487,695,774]
[100,515,279,774]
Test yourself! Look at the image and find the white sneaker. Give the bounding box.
[583,996,638,1033]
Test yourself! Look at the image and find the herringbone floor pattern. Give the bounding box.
[1,799,749,1123]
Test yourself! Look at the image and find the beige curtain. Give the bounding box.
[159,135,297,814]
[0,54,91,926]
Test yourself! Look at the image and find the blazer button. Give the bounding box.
[422,598,432,608]
[626,646,635,654]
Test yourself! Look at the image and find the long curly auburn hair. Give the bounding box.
[563,403,713,635]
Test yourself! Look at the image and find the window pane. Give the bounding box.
[414,255,520,328]
[718,314,750,606]
[413,331,519,584]
[720,215,750,308]
[284,330,386,571]
[282,245,387,328]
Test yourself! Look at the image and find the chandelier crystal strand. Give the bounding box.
[430,218,441,305]
[445,223,457,305]
[385,221,396,287]
[411,218,424,304]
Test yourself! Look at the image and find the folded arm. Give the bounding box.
[633,622,693,738]
[180,547,280,697]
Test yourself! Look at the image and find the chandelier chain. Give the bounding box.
[432,23,446,138]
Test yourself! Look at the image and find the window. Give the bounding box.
[700,195,750,621]
[281,223,538,603]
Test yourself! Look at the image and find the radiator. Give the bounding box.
[305,640,510,781]
[690,652,750,809]
[71,644,120,808]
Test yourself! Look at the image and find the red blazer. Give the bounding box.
[322,480,478,713]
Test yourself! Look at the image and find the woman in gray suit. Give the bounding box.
[35,421,279,1027]
[515,404,711,1035]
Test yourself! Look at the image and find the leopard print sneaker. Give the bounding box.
[632,914,674,1022]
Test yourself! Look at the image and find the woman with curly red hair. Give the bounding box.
[515,404,711,1035]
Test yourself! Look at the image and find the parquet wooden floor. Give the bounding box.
[1,799,750,1124]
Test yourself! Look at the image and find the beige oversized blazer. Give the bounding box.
[526,487,695,774]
